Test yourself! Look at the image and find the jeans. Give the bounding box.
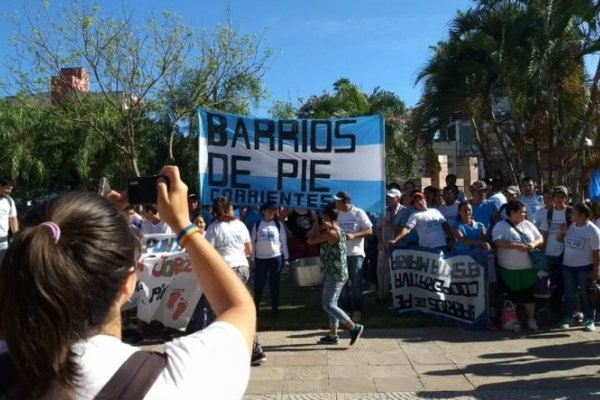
[253,256,283,311]
[340,255,365,312]
[562,265,595,321]
[322,275,350,329]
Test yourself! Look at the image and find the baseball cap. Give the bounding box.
[470,180,487,191]
[332,191,351,202]
[504,185,520,195]
[386,188,402,198]
[553,186,569,196]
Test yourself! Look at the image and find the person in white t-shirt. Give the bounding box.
[0,166,255,399]
[388,191,453,251]
[555,202,600,332]
[333,191,373,322]
[250,201,289,317]
[140,204,173,235]
[492,200,544,331]
[0,177,18,264]
[204,196,267,366]
[533,188,554,229]
[438,186,460,225]
[539,185,571,312]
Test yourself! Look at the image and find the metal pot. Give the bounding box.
[289,256,324,287]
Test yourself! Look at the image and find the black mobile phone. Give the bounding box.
[127,176,169,204]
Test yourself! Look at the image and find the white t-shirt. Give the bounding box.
[406,208,448,248]
[563,222,600,267]
[540,208,568,256]
[533,207,549,229]
[595,217,600,229]
[205,220,251,267]
[488,192,506,211]
[141,220,173,235]
[520,194,543,223]
[438,201,460,226]
[492,219,542,270]
[0,196,16,249]
[251,219,289,260]
[73,322,250,399]
[337,205,373,257]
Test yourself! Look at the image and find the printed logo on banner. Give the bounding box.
[389,247,488,330]
[197,108,386,213]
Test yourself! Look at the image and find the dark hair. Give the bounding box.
[520,176,535,185]
[0,176,14,187]
[445,174,457,180]
[124,204,135,212]
[211,196,235,222]
[0,192,139,397]
[321,204,338,222]
[457,201,471,222]
[505,199,526,217]
[143,204,158,214]
[403,180,415,190]
[387,182,401,191]
[573,202,592,219]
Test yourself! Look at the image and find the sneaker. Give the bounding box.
[349,323,364,346]
[584,319,596,332]
[527,318,538,331]
[318,334,340,345]
[251,351,267,366]
[573,312,585,325]
[559,317,573,329]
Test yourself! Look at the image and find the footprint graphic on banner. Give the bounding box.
[167,290,182,309]
[172,298,188,320]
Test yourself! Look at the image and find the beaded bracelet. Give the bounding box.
[177,224,201,248]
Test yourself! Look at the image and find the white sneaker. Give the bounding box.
[351,311,362,322]
[527,319,538,330]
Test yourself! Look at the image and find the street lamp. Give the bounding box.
[582,138,593,202]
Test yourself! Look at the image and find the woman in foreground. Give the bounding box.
[0,166,255,399]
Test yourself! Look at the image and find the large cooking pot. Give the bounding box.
[289,256,324,287]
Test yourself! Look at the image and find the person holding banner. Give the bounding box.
[307,204,364,346]
[492,199,544,331]
[388,191,454,252]
[0,166,256,399]
[204,196,267,366]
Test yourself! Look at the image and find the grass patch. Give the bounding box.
[254,269,438,331]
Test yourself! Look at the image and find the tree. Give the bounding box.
[7,2,194,176]
[296,79,414,179]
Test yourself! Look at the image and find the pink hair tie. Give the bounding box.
[40,222,61,244]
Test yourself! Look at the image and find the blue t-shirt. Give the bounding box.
[472,201,495,231]
[452,220,485,253]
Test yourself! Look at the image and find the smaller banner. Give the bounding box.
[389,247,487,329]
[123,234,202,329]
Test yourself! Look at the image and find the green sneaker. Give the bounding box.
[584,319,596,332]
[319,334,339,345]
[559,317,573,329]
[349,323,364,346]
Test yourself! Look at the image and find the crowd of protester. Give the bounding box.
[3,169,599,398]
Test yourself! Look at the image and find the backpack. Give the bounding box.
[547,206,572,228]
[0,350,166,400]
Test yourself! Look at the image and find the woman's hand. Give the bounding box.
[156,166,190,233]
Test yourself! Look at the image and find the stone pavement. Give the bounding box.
[242,327,600,400]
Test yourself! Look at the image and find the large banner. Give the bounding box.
[198,109,386,213]
[125,234,203,330]
[389,248,488,330]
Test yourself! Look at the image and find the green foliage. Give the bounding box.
[296,79,413,179]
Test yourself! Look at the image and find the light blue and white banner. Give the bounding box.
[198,109,386,212]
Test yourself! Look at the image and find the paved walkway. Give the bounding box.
[242,327,600,400]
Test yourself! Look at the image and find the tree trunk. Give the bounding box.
[469,115,490,174]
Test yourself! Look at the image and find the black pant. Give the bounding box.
[254,256,283,311]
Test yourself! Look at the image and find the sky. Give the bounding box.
[0,0,474,116]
